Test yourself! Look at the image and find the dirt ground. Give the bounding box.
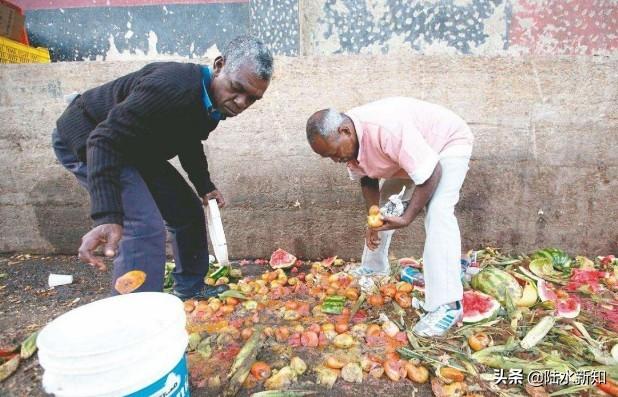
[0,255,110,397]
[0,255,435,397]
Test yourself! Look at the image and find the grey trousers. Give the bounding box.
[361,156,470,311]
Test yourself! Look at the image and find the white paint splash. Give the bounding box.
[470,1,507,55]
[204,44,221,59]
[365,0,389,21]
[360,32,415,54]
[418,38,459,55]
[312,17,343,55]
[330,0,350,15]
[452,0,474,7]
[95,32,220,62]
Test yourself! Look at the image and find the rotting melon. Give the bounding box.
[516,283,538,307]
[471,267,523,306]
[269,248,297,269]
[114,270,146,294]
[537,279,580,318]
[463,290,500,324]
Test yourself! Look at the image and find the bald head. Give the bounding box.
[306,108,359,163]
[306,108,346,145]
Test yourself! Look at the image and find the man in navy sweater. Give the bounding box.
[52,35,273,299]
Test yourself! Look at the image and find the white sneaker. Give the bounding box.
[412,301,463,337]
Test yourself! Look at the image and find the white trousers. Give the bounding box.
[361,156,470,311]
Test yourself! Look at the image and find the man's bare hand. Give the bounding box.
[78,224,123,271]
[365,227,381,251]
[204,189,225,208]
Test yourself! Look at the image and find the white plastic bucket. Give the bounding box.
[37,292,190,397]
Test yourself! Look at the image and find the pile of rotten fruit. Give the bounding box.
[177,249,618,397]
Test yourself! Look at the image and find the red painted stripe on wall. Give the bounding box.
[12,0,247,11]
[509,0,618,55]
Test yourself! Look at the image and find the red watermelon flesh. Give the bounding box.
[463,290,500,323]
[537,279,558,302]
[537,279,580,318]
[269,248,297,269]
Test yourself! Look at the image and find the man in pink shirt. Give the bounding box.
[306,97,473,337]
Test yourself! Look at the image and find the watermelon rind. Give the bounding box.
[463,290,501,324]
[269,248,297,269]
[516,283,538,307]
[532,248,572,273]
[537,279,580,318]
[556,300,580,319]
[537,279,557,302]
[470,267,523,306]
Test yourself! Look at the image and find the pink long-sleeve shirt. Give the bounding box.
[345,97,474,185]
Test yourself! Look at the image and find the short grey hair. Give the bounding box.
[306,108,345,144]
[222,35,274,80]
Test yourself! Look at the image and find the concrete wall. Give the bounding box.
[11,0,618,61]
[1,56,617,258]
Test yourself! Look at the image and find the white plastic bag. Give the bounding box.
[360,186,409,273]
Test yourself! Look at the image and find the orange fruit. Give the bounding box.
[367,215,384,228]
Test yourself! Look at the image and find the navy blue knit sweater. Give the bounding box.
[56,62,219,226]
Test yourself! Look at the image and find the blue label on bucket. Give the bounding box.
[127,354,190,397]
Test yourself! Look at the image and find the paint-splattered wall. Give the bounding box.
[10,0,618,60]
[12,0,300,61]
[303,0,618,56]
